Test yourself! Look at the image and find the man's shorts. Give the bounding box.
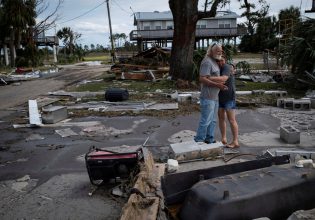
[219,100,236,110]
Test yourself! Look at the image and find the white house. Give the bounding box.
[130,10,246,51]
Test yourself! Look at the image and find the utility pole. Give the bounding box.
[106,0,116,62]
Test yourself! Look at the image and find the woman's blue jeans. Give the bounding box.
[194,98,219,143]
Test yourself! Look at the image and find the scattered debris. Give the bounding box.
[68,101,178,112]
[48,90,104,98]
[80,119,147,137]
[26,133,45,141]
[167,159,179,173]
[42,106,68,124]
[295,159,314,168]
[120,148,165,220]
[28,100,42,127]
[55,128,78,138]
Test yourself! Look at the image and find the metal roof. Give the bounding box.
[134,10,240,22]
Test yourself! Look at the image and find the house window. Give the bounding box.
[144,26,150,30]
[196,20,207,29]
[155,26,161,30]
[196,25,206,29]
[167,25,173,29]
[218,20,231,28]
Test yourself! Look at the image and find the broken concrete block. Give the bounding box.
[42,106,68,124]
[280,126,300,144]
[265,90,287,97]
[199,141,224,158]
[252,90,265,95]
[283,98,294,110]
[272,149,315,162]
[293,99,311,111]
[177,94,192,103]
[236,91,252,95]
[170,141,222,161]
[170,141,201,161]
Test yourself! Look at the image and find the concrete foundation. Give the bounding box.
[280,125,300,144]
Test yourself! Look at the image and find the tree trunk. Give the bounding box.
[169,0,198,80]
[9,28,16,67]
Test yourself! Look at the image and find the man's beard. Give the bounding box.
[213,55,222,61]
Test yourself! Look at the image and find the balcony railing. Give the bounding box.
[34,36,59,46]
[130,27,247,41]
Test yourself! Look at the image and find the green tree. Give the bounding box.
[238,0,269,35]
[1,0,36,66]
[90,44,95,51]
[0,0,63,67]
[169,0,229,81]
[238,0,271,52]
[278,6,300,24]
[283,18,315,77]
[57,27,81,55]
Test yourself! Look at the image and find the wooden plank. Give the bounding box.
[28,100,42,126]
[120,149,165,220]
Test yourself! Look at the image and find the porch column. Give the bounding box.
[4,44,9,66]
[53,45,57,63]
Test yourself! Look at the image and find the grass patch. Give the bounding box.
[236,80,306,97]
[73,77,176,93]
[233,53,262,59]
[83,52,112,62]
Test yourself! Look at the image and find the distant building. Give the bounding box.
[130,10,246,51]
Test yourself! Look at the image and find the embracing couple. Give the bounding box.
[194,43,239,149]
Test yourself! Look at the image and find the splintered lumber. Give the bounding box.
[120,148,165,220]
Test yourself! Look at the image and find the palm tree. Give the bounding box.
[1,0,36,66]
[57,27,81,57]
[283,18,315,77]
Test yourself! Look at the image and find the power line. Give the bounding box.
[112,0,131,15]
[59,0,106,24]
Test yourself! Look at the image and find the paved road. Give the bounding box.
[0,64,110,111]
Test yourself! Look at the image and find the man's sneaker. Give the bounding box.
[204,140,216,144]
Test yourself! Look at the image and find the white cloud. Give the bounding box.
[42,0,315,46]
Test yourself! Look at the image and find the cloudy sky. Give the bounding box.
[40,0,315,47]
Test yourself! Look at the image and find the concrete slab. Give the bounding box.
[239,130,315,148]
